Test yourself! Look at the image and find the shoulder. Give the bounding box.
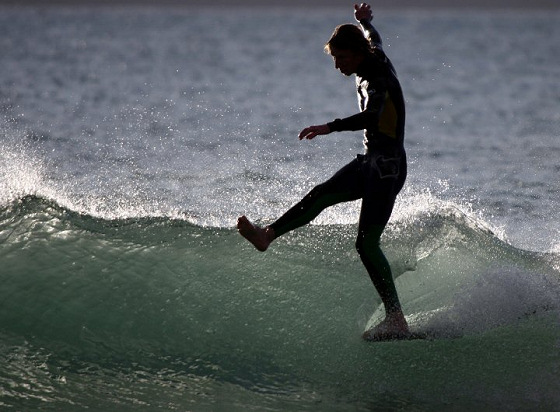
[360,53,389,76]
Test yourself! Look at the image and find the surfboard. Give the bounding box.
[362,330,431,342]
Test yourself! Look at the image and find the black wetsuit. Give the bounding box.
[269,20,406,315]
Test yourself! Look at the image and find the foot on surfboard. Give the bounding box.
[363,329,429,342]
[362,317,422,342]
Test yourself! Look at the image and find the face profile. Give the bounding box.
[329,47,365,76]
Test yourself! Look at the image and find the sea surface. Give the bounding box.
[1,4,560,411]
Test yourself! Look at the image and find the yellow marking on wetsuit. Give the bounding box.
[378,92,397,139]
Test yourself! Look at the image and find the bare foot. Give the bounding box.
[362,313,409,341]
[237,216,275,252]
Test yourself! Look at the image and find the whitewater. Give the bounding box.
[1,5,560,411]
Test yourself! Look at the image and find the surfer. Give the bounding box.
[238,3,408,341]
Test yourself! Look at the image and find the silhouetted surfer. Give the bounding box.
[238,3,408,341]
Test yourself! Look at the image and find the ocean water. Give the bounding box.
[1,5,560,411]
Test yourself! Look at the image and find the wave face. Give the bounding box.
[2,6,560,411]
[1,196,560,411]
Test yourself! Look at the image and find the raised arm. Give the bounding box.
[354,3,383,50]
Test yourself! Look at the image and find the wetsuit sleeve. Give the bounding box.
[359,19,383,50]
[327,79,387,133]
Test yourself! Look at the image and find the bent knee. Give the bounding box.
[355,238,364,256]
[355,228,384,254]
[355,234,379,255]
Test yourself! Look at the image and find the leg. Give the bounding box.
[270,158,364,237]
[357,156,408,339]
[357,224,408,339]
[238,158,364,250]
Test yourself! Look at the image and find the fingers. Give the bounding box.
[354,3,372,20]
[298,127,317,140]
[298,124,330,140]
[355,3,371,11]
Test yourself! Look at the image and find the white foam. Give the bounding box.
[405,267,560,337]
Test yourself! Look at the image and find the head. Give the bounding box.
[324,24,372,76]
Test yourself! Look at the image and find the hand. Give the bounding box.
[354,3,373,22]
[298,124,331,140]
